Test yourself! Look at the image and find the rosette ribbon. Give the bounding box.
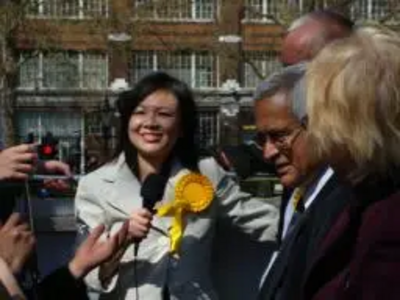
[157,173,214,256]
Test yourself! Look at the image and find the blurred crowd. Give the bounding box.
[1,8,400,300]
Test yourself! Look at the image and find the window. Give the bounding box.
[194,0,215,19]
[158,52,192,84]
[82,53,109,89]
[133,0,215,21]
[195,54,215,88]
[17,111,81,139]
[131,51,217,88]
[242,51,280,88]
[43,53,79,89]
[244,0,280,22]
[18,54,39,90]
[18,51,108,90]
[350,0,393,21]
[198,110,220,150]
[27,0,108,18]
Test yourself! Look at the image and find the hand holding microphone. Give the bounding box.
[99,174,166,289]
[128,174,167,255]
[128,209,153,240]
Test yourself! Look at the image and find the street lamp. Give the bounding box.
[220,79,241,116]
[100,78,130,154]
[220,79,242,146]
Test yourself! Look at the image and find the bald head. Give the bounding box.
[280,10,353,66]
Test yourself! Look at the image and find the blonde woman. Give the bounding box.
[303,26,400,299]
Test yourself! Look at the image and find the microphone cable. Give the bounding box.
[134,243,140,300]
[133,173,168,300]
[23,179,40,300]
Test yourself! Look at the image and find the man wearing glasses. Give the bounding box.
[255,64,352,300]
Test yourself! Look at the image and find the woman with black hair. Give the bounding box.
[75,72,278,300]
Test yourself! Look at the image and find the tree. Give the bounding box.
[2,0,398,149]
[0,0,62,146]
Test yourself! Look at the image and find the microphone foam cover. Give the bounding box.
[140,173,167,211]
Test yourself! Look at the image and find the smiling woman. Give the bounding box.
[74,71,279,300]
[128,90,181,167]
[114,72,199,182]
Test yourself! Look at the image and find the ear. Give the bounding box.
[301,115,308,128]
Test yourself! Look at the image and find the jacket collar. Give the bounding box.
[98,153,190,233]
[98,153,131,183]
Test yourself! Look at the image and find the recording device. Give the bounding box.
[134,173,167,256]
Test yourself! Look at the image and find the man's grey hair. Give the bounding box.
[288,14,313,32]
[253,63,307,121]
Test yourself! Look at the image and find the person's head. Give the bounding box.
[114,72,199,177]
[253,64,320,188]
[306,26,400,183]
[281,9,354,66]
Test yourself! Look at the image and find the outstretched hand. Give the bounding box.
[68,221,130,280]
[0,144,37,181]
[41,160,72,191]
[0,213,35,274]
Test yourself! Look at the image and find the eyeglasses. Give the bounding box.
[254,127,304,152]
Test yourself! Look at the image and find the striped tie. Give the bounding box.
[287,187,305,234]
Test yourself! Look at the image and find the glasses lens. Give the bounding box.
[254,132,266,148]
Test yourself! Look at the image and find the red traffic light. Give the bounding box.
[42,145,54,156]
[37,132,58,160]
[38,143,57,160]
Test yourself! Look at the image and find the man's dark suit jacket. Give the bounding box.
[303,175,400,300]
[259,173,352,300]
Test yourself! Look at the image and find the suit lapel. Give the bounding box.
[260,174,347,300]
[259,210,310,299]
[99,155,142,219]
[303,205,351,299]
[277,189,292,244]
[302,175,352,278]
[98,155,200,239]
[98,154,179,235]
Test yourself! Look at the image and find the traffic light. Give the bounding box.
[39,143,56,159]
[38,132,58,160]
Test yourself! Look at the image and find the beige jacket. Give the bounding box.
[75,154,278,300]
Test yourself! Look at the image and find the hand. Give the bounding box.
[0,144,37,181]
[42,160,71,176]
[68,221,129,280]
[0,213,35,274]
[41,160,72,191]
[128,208,153,240]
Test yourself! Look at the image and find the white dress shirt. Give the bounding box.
[259,167,334,289]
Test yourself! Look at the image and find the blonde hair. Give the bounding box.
[306,26,400,180]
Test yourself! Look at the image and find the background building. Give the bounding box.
[0,0,396,170]
[1,0,398,295]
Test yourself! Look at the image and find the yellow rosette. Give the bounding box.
[157,173,214,256]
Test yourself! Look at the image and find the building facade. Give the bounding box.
[9,0,399,171]
[5,0,398,289]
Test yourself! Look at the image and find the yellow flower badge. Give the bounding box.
[157,173,214,256]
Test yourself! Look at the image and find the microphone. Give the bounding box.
[141,173,167,213]
[134,173,167,256]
